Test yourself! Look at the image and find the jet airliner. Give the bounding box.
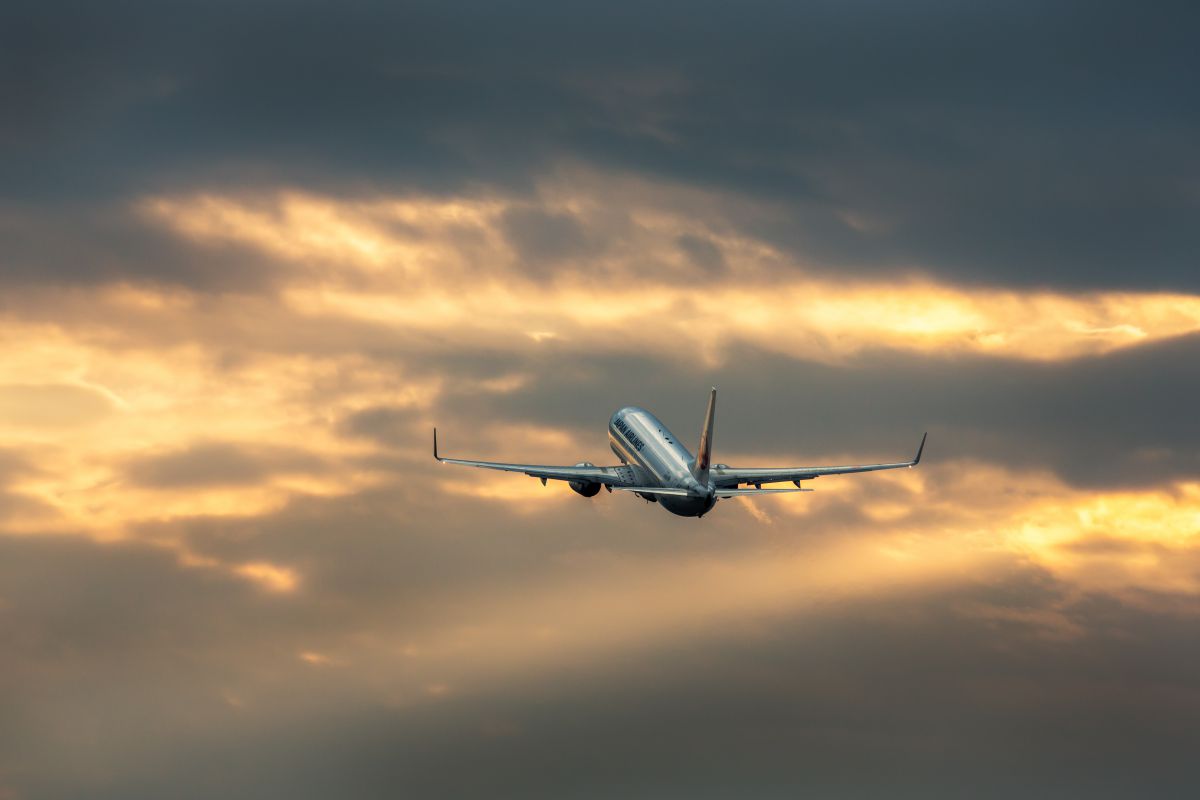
[434,388,925,518]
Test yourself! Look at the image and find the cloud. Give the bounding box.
[499,206,592,267]
[7,522,1200,799]
[0,383,115,428]
[337,406,421,449]
[5,1,1200,796]
[422,333,1200,491]
[675,232,727,273]
[4,1,1199,291]
[0,202,284,291]
[131,188,1200,365]
[125,441,329,489]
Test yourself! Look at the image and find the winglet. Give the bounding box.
[433,427,440,461]
[913,432,927,465]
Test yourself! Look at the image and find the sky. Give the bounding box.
[3,1,1200,797]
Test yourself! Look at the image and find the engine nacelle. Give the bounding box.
[569,461,602,498]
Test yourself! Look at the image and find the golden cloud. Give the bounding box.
[3,176,1200,700]
[138,188,1200,363]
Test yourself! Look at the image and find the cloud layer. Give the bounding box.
[3,2,1200,798]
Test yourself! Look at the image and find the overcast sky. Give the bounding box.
[3,2,1200,797]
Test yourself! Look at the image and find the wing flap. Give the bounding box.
[715,487,813,497]
[611,486,694,497]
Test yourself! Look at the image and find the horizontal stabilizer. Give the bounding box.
[715,487,813,497]
[612,486,694,497]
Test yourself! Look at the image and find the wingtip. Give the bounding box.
[914,431,927,465]
[433,427,439,461]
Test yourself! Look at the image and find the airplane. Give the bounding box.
[433,388,925,518]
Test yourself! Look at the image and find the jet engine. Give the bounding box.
[569,462,602,497]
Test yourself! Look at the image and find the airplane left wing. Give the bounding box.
[711,433,926,488]
[433,428,640,487]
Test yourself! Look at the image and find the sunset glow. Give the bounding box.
[138,190,1200,362]
[6,3,1199,795]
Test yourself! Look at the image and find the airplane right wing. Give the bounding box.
[433,428,642,487]
[710,433,926,488]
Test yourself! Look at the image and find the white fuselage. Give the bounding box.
[608,406,716,517]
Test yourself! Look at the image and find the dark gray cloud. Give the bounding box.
[412,332,1200,491]
[0,202,286,291]
[500,207,592,267]
[359,591,1200,800]
[8,523,1200,799]
[4,0,1198,290]
[676,233,727,273]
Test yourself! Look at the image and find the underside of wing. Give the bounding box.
[433,428,641,487]
[711,433,927,488]
[611,486,693,497]
[715,487,814,497]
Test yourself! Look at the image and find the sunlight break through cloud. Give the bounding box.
[143,189,1200,363]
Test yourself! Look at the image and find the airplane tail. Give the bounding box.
[691,387,716,484]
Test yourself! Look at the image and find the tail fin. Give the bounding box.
[691,387,716,483]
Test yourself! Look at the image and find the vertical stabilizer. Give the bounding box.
[691,387,716,483]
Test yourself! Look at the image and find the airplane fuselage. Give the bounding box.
[608,406,716,517]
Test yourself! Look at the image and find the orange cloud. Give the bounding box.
[764,462,1200,596]
[138,188,1200,364]
[4,177,1200,710]
[234,561,300,593]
